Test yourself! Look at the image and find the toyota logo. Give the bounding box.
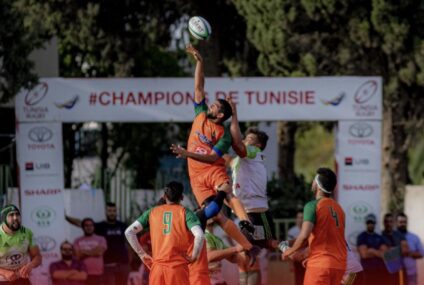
[28,127,53,143]
[24,82,48,106]
[349,122,373,138]
[35,236,56,252]
[354,80,378,104]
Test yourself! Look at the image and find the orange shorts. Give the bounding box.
[190,167,229,205]
[149,263,189,285]
[304,266,345,285]
[188,244,211,285]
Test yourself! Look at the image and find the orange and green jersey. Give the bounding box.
[187,99,232,177]
[303,197,347,270]
[137,204,201,267]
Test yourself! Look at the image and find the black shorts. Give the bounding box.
[248,210,276,247]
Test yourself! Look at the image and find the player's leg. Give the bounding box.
[247,211,280,249]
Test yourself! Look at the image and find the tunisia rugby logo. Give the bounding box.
[354,80,378,104]
[24,82,48,106]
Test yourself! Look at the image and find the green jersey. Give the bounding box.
[0,225,35,274]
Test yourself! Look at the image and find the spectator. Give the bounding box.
[382,213,409,285]
[73,218,107,285]
[0,204,42,285]
[67,203,130,285]
[49,241,87,285]
[287,210,305,285]
[396,213,424,285]
[287,211,303,240]
[357,213,389,285]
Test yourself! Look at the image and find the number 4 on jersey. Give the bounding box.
[329,207,339,227]
[163,212,173,234]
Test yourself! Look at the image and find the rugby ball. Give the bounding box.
[188,16,212,40]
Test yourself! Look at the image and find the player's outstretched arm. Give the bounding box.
[186,44,205,104]
[283,221,313,259]
[170,144,220,163]
[226,97,245,157]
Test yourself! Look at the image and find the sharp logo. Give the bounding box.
[28,127,53,143]
[354,80,378,104]
[31,206,56,227]
[24,82,48,106]
[35,236,56,252]
[349,123,373,138]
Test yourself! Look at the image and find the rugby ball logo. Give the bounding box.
[188,16,212,40]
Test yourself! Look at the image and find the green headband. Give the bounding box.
[1,204,20,224]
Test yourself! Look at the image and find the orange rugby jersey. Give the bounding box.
[303,197,347,270]
[137,204,201,267]
[187,100,232,176]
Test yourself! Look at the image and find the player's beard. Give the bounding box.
[207,110,217,120]
[62,253,73,261]
[6,220,21,232]
[398,226,407,233]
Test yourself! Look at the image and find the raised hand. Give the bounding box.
[186,44,203,62]
[170,144,187,159]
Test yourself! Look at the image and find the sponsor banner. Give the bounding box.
[16,122,66,275]
[15,77,382,122]
[336,120,381,248]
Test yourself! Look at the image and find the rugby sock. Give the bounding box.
[221,219,252,250]
[227,196,250,222]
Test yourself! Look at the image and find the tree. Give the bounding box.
[0,0,51,103]
[231,0,424,212]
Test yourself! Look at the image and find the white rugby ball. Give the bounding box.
[188,16,212,40]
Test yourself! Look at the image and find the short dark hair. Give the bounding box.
[245,127,269,150]
[217,99,233,122]
[316,167,337,195]
[106,202,116,208]
[397,212,408,219]
[164,181,184,203]
[60,240,73,250]
[81,217,95,227]
[384,213,393,220]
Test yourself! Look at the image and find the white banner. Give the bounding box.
[15,77,382,122]
[336,120,382,249]
[16,122,66,282]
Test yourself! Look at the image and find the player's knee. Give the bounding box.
[213,212,227,224]
[216,181,232,194]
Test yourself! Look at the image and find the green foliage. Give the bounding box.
[295,124,335,181]
[0,0,50,103]
[267,175,313,218]
[232,0,424,209]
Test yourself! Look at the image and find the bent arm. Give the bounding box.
[190,225,205,261]
[284,221,313,257]
[65,215,82,228]
[28,246,42,269]
[125,221,147,259]
[207,247,239,263]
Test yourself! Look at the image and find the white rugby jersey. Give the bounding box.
[231,145,268,211]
